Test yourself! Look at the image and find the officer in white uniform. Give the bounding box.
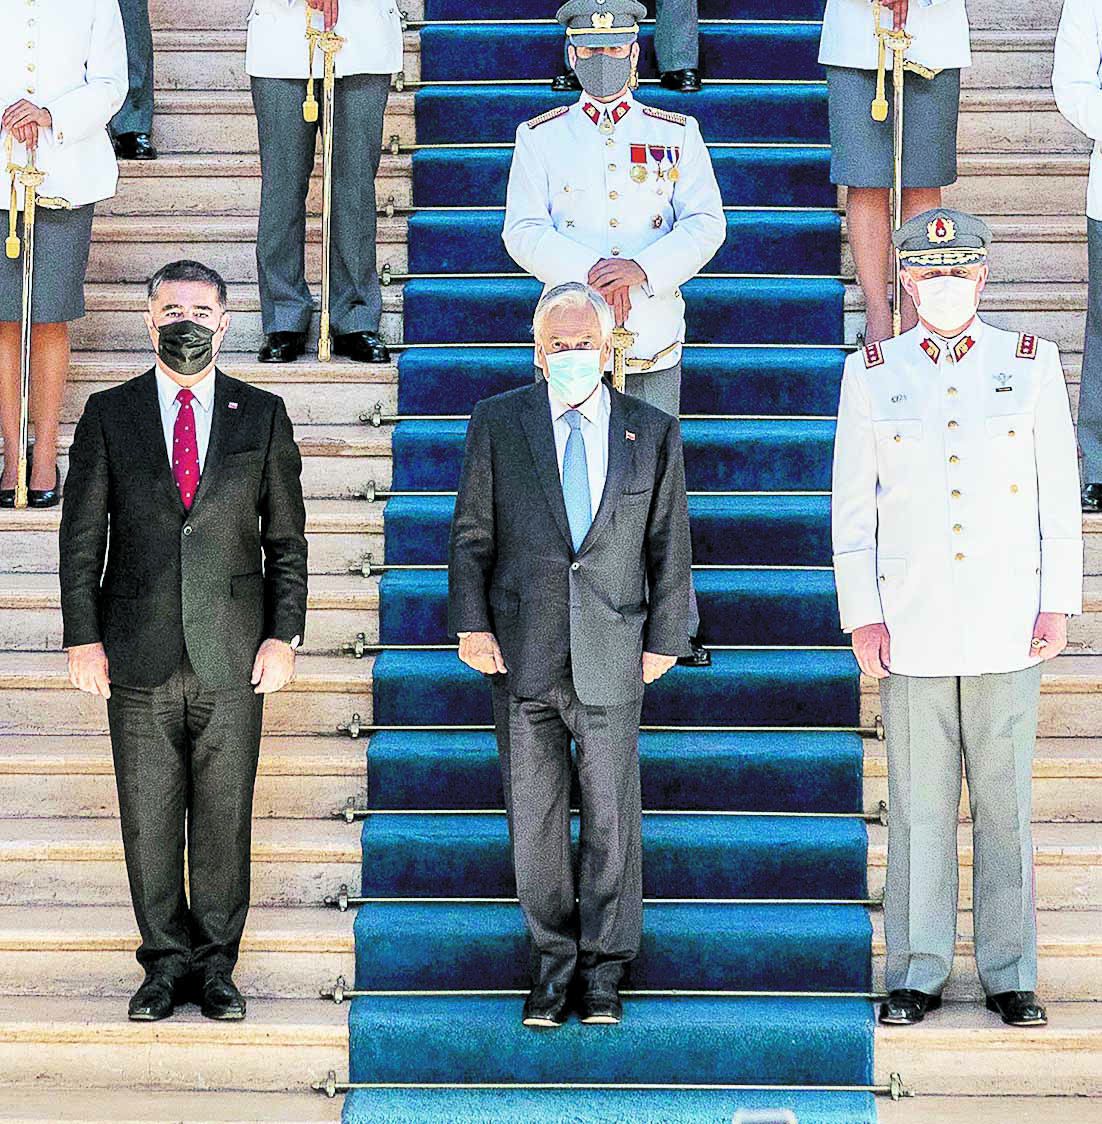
[1053,0,1102,512]
[819,0,971,343]
[245,0,403,364]
[832,209,1083,1030]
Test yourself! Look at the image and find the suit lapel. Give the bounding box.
[518,382,574,551]
[578,387,631,556]
[189,370,234,511]
[131,369,185,512]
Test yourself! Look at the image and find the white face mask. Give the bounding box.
[543,348,604,407]
[913,275,980,335]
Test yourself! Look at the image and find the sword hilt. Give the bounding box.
[610,325,636,393]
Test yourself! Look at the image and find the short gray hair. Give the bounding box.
[532,282,614,344]
[147,260,228,309]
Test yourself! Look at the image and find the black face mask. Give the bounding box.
[157,319,217,376]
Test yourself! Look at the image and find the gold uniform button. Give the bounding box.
[608,163,616,172]
[955,553,966,562]
[611,247,621,256]
[1010,484,1020,494]
[947,420,959,429]
[609,218,619,228]
[951,489,962,499]
[953,524,963,533]
[893,434,902,443]
[26,63,35,72]
[1008,429,1016,438]
[609,191,618,200]
[563,185,571,193]
[949,455,960,465]
[947,386,958,396]
[25,86,34,94]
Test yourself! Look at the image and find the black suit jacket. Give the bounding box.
[59,368,308,689]
[448,381,692,707]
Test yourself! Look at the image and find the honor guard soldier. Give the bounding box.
[832,209,1083,1030]
[819,0,970,342]
[111,0,157,160]
[245,0,402,364]
[504,0,724,665]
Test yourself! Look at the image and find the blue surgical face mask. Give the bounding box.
[544,348,604,407]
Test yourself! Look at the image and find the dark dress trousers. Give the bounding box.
[110,0,154,137]
[448,381,692,988]
[59,368,308,981]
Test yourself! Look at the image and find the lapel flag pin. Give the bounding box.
[625,430,636,441]
[228,402,239,409]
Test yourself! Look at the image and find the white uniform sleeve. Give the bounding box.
[634,116,726,298]
[1053,0,1102,143]
[831,358,884,633]
[502,122,603,285]
[47,0,128,149]
[1034,343,1084,614]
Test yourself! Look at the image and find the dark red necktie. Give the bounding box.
[173,387,200,510]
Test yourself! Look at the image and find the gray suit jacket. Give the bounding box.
[448,380,693,707]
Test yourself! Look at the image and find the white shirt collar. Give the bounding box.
[547,379,609,427]
[155,365,217,414]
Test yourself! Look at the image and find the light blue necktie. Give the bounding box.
[561,409,592,552]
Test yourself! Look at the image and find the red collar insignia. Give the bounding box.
[582,101,600,126]
[611,100,631,123]
[920,338,941,365]
[862,341,885,369]
[953,335,977,363]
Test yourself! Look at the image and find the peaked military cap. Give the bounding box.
[893,208,992,268]
[557,0,646,47]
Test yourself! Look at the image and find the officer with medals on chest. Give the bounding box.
[832,209,1083,1029]
[503,0,725,665]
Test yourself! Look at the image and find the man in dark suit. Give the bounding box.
[448,282,693,1029]
[59,260,308,1023]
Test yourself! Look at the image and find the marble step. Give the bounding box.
[0,651,372,737]
[0,817,362,907]
[0,995,347,1092]
[0,1090,340,1123]
[0,904,354,1000]
[0,731,365,820]
[878,1097,1102,1124]
[875,1001,1102,1097]
[0,500,381,577]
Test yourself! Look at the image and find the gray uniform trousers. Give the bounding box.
[532,361,700,636]
[492,677,644,989]
[880,663,1043,997]
[250,73,390,336]
[107,651,264,982]
[564,0,699,71]
[110,0,154,137]
[1079,217,1102,485]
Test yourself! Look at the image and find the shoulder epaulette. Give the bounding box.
[525,105,570,130]
[641,105,687,127]
[862,341,885,369]
[1016,332,1038,360]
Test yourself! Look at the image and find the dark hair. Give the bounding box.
[146,260,228,309]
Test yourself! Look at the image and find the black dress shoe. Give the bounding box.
[986,990,1047,1027]
[257,331,306,364]
[128,975,177,1022]
[28,466,61,508]
[1083,483,1102,513]
[660,68,702,93]
[199,972,247,1020]
[878,989,942,1026]
[578,987,623,1025]
[332,331,391,363]
[522,983,569,1028]
[551,70,582,92]
[677,639,712,668]
[113,132,158,160]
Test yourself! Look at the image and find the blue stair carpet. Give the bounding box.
[396,345,846,416]
[406,209,842,276]
[378,568,845,647]
[367,729,864,813]
[343,1088,876,1124]
[382,493,833,566]
[419,23,823,83]
[346,5,875,1121]
[391,418,836,491]
[353,901,871,991]
[412,147,836,208]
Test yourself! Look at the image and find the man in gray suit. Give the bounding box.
[448,282,693,1030]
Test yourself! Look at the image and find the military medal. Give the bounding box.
[629,143,648,183]
[631,166,647,183]
[667,146,681,182]
[649,144,666,180]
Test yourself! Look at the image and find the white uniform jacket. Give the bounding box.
[1053,0,1102,220]
[831,318,1083,678]
[503,92,726,373]
[245,0,403,79]
[0,0,126,210]
[818,0,971,73]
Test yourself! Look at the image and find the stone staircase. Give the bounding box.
[0,0,1099,1120]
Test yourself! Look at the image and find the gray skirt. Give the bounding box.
[825,65,961,189]
[0,203,95,324]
